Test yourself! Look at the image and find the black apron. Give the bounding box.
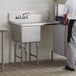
[67,20,75,43]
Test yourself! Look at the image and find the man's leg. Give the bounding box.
[65,21,76,71]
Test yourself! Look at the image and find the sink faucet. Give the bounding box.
[15,12,30,19]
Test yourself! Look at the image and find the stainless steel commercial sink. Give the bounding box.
[8,12,60,42]
[8,11,61,66]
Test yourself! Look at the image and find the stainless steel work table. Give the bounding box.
[0,28,9,71]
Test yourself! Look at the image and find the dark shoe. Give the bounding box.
[65,65,75,71]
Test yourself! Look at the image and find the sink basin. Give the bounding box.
[11,24,41,42]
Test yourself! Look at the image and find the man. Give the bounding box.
[63,0,76,71]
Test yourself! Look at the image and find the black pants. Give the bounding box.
[67,20,75,43]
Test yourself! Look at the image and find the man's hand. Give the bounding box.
[64,19,68,25]
[63,14,68,25]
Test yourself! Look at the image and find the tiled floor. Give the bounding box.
[0,59,76,76]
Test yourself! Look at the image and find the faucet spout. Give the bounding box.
[22,12,30,15]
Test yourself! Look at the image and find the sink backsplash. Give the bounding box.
[8,11,49,24]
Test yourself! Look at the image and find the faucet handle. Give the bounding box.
[15,15,21,19]
[22,15,28,19]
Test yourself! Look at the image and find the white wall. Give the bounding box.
[0,0,56,63]
[57,0,66,4]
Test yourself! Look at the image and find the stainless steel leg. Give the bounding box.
[1,32,4,71]
[21,44,23,67]
[14,42,16,64]
[24,44,27,61]
[29,43,31,61]
[36,42,39,65]
[51,50,53,62]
